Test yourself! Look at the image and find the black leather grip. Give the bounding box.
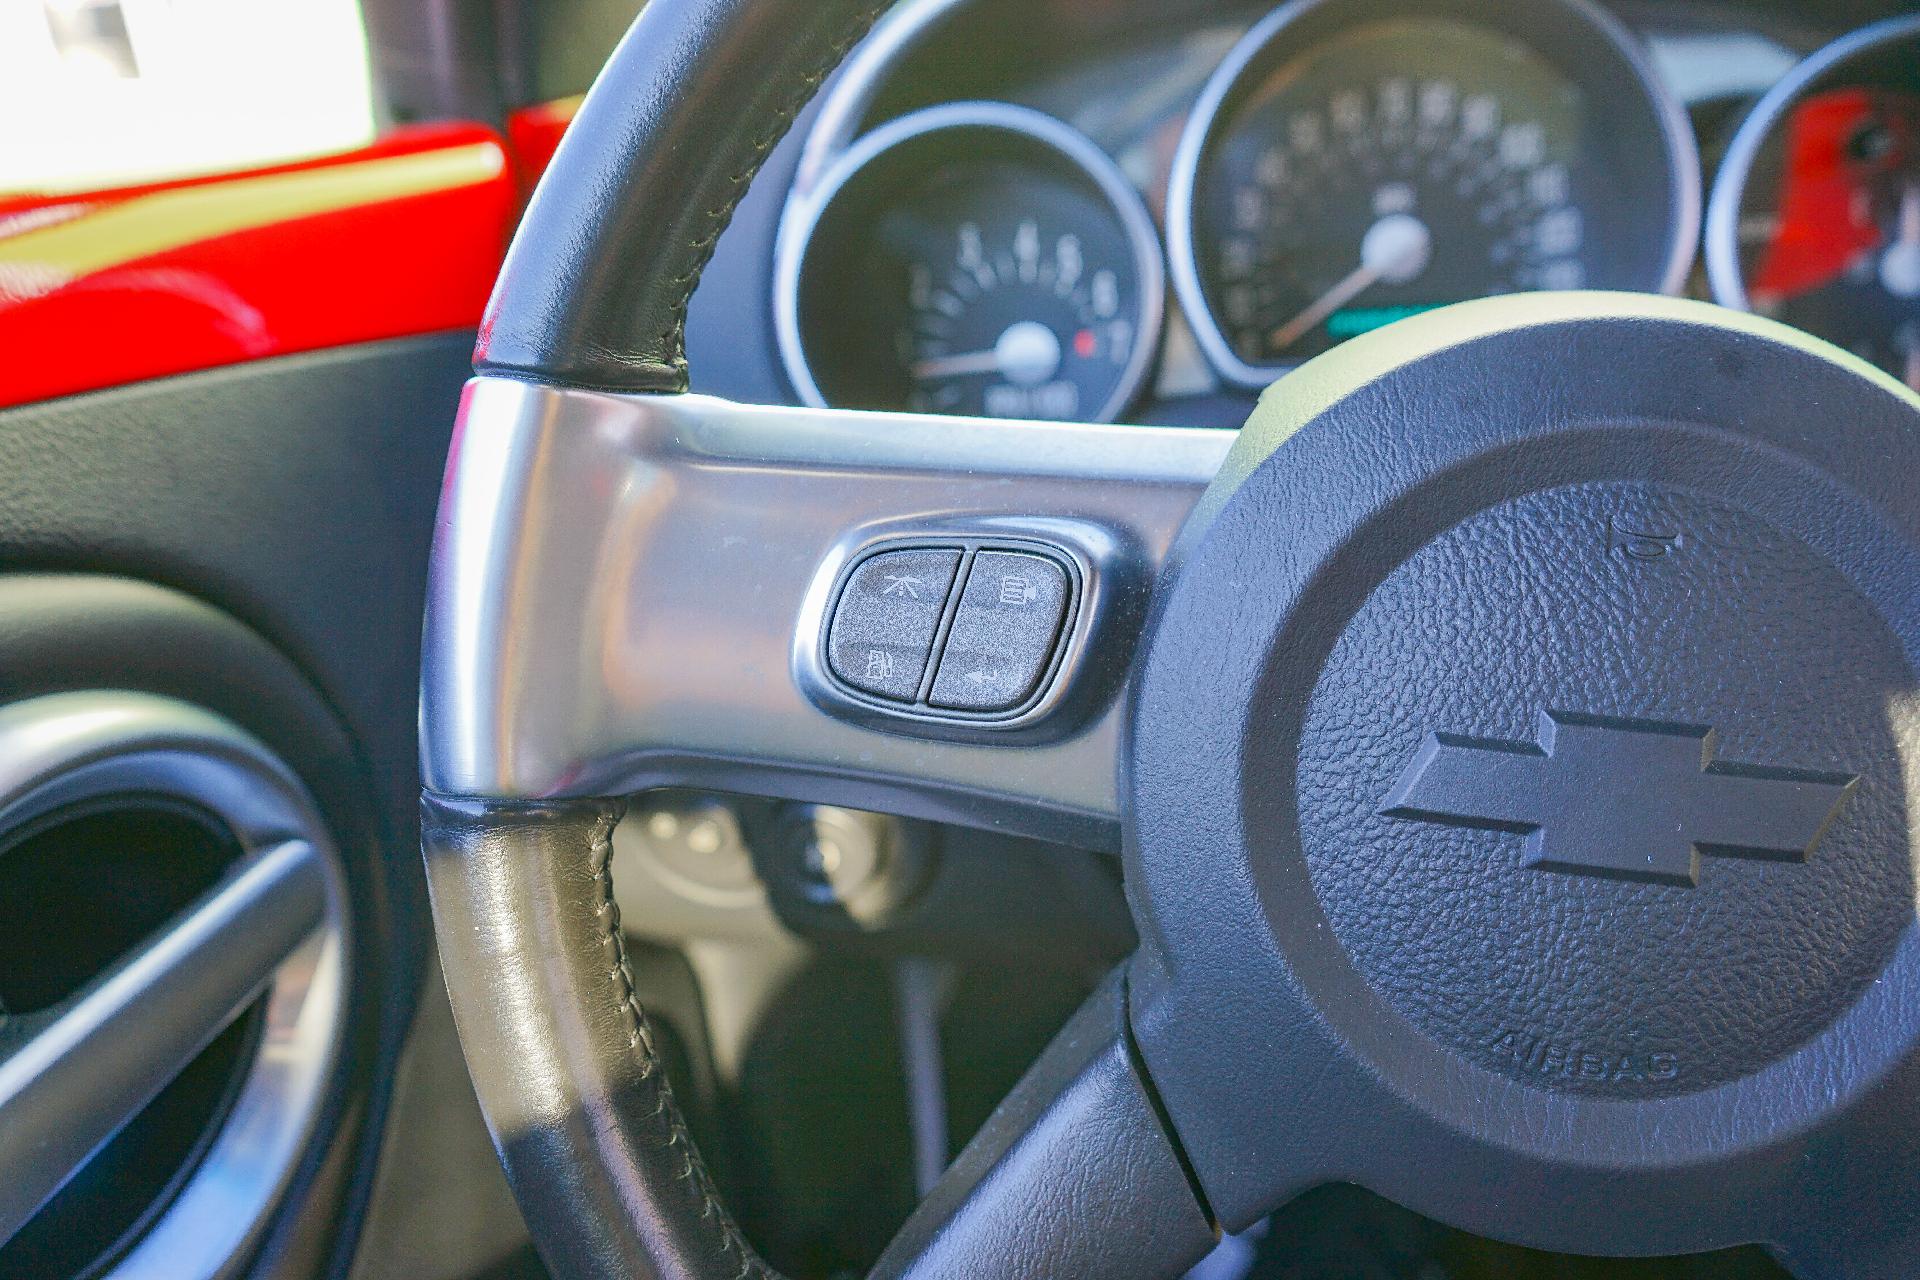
[425,790,1216,1280]
[437,5,1220,1276]
[474,0,888,391]
[422,796,775,1280]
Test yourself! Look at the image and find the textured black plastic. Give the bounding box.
[1379,709,1857,890]
[871,971,1215,1279]
[1124,299,1920,1267]
[1317,481,1903,1099]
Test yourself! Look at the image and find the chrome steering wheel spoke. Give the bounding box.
[422,375,1232,850]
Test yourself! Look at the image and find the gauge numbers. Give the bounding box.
[902,209,1134,419]
[1170,0,1697,387]
[1203,23,1587,366]
[780,103,1164,423]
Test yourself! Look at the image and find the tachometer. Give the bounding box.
[777,102,1163,421]
[1706,15,1920,392]
[1168,0,1698,387]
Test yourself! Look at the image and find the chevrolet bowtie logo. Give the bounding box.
[1379,711,1858,887]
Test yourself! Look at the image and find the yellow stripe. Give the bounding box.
[0,142,507,282]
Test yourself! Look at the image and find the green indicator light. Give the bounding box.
[1327,303,1451,338]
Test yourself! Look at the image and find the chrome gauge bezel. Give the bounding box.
[789,0,974,196]
[1705,12,1920,314]
[1166,0,1702,390]
[774,100,1167,424]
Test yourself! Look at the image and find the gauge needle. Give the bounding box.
[1269,213,1433,352]
[913,321,1063,386]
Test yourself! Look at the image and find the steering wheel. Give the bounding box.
[418,1,1920,1277]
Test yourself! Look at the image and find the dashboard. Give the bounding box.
[712,0,1920,431]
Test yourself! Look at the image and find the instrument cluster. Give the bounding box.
[775,0,1920,425]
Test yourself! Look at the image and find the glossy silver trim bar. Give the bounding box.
[421,377,1233,848]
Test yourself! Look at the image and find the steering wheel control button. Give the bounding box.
[929,552,1071,711]
[826,548,962,701]
[812,537,1086,729]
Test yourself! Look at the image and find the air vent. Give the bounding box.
[0,693,346,1280]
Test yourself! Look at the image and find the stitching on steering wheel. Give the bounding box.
[587,801,647,1054]
[587,799,779,1280]
[654,1,894,380]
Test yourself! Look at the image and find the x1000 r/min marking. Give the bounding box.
[1380,711,1858,887]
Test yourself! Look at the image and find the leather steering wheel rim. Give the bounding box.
[423,1,1920,1277]
[476,0,892,394]
[425,3,1218,1278]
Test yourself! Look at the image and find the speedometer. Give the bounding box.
[777,103,1164,422]
[1169,0,1698,386]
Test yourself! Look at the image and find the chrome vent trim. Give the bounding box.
[0,691,347,1280]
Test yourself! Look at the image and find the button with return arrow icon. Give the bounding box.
[929,551,1071,712]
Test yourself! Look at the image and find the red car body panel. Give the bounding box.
[0,122,521,409]
[1748,88,1914,303]
[505,96,583,192]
